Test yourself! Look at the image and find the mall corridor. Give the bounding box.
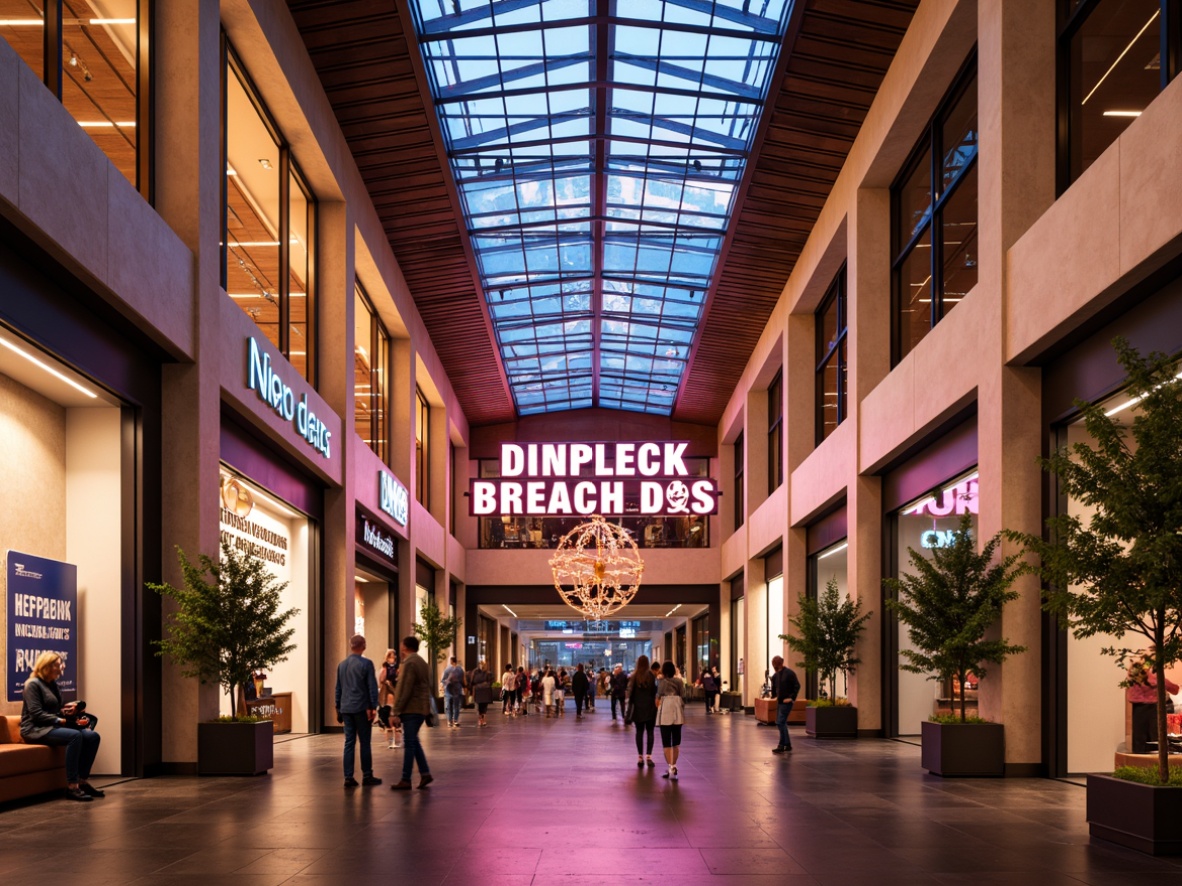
[0,709,1174,885]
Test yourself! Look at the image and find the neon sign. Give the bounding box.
[469,442,719,517]
[379,470,409,526]
[905,474,978,518]
[246,337,331,459]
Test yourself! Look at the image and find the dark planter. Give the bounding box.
[719,691,742,712]
[806,705,858,739]
[197,721,273,776]
[1087,774,1182,855]
[920,721,1004,777]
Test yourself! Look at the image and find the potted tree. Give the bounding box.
[413,599,460,713]
[1010,340,1182,854]
[885,513,1026,777]
[149,541,298,775]
[781,578,871,738]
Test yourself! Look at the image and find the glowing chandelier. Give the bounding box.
[549,515,644,619]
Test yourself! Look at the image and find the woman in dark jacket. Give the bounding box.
[572,663,590,719]
[470,660,494,727]
[21,651,102,801]
[627,655,658,768]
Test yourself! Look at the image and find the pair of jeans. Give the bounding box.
[612,696,626,719]
[341,712,373,778]
[776,699,794,749]
[38,727,100,783]
[705,690,717,713]
[399,713,430,781]
[445,693,462,724]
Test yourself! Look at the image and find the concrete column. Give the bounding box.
[974,0,1056,770]
[392,339,416,638]
[848,474,883,733]
[153,0,224,769]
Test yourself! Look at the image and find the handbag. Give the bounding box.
[426,702,440,728]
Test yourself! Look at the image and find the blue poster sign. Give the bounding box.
[7,551,78,702]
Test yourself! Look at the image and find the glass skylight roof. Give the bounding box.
[409,0,793,415]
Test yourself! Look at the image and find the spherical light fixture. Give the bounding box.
[549,515,644,619]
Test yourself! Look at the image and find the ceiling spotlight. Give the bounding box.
[68,52,78,67]
[259,158,273,169]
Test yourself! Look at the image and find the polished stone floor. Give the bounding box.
[2,704,1180,885]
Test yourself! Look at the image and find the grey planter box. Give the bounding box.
[805,705,858,739]
[197,721,273,776]
[1087,774,1182,855]
[920,721,1004,777]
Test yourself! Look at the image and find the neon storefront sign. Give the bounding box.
[904,473,978,518]
[468,442,720,517]
[379,470,409,526]
[246,337,332,459]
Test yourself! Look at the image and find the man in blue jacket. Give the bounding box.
[770,655,800,755]
[335,633,381,787]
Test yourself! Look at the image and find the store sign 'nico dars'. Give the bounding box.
[247,337,332,459]
[469,442,719,517]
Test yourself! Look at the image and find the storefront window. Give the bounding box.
[354,284,390,462]
[892,470,979,734]
[415,388,429,508]
[810,539,849,699]
[767,371,783,492]
[474,458,711,548]
[223,46,316,382]
[691,613,711,681]
[1061,0,1176,186]
[815,266,847,444]
[218,470,312,732]
[765,572,784,691]
[892,60,977,364]
[1,1,146,191]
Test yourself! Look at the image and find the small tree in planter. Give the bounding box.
[885,514,1026,775]
[781,578,871,738]
[413,599,460,705]
[149,541,298,775]
[1010,341,1182,790]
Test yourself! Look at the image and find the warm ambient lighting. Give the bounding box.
[1102,110,1143,117]
[817,542,848,560]
[664,603,682,618]
[76,121,136,127]
[0,336,97,399]
[1104,370,1182,417]
[902,472,979,516]
[502,604,518,618]
[89,18,136,25]
[550,515,644,619]
[1082,10,1160,105]
[0,19,42,25]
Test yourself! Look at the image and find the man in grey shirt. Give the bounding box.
[335,633,381,787]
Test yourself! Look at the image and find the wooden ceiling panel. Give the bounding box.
[290,0,917,428]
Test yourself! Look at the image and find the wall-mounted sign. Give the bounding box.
[7,552,77,702]
[469,442,719,517]
[906,474,978,518]
[921,529,970,549]
[357,515,396,564]
[379,470,409,526]
[246,336,332,459]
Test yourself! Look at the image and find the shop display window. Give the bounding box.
[891,59,977,364]
[354,284,390,462]
[892,469,979,734]
[223,45,316,382]
[809,540,849,699]
[1,0,146,191]
[474,457,710,549]
[765,572,784,690]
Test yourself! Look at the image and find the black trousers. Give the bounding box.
[575,691,587,714]
[612,696,626,719]
[1132,702,1158,753]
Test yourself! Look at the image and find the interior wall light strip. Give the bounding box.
[76,121,136,127]
[1104,370,1182,417]
[502,604,518,618]
[0,336,97,398]
[817,542,848,560]
[1082,9,1160,105]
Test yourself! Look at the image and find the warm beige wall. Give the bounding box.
[0,373,67,719]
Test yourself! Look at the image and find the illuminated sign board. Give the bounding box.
[379,470,409,526]
[469,442,719,517]
[246,337,331,459]
[904,474,978,518]
[359,516,396,562]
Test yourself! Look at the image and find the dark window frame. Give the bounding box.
[354,282,390,464]
[815,264,848,445]
[767,370,783,493]
[890,52,978,366]
[221,38,318,385]
[416,387,430,510]
[1056,0,1182,192]
[733,430,745,531]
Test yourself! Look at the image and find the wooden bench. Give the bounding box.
[754,698,811,724]
[0,715,67,804]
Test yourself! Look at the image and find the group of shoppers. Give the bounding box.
[440,656,496,727]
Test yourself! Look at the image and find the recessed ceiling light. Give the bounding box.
[0,336,97,399]
[259,158,273,169]
[1102,110,1142,117]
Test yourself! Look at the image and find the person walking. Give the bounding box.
[334,634,381,788]
[471,660,494,727]
[388,636,434,790]
[541,668,557,718]
[555,667,568,716]
[572,663,590,720]
[656,661,686,779]
[610,663,629,722]
[770,654,800,755]
[627,655,658,768]
[515,666,530,716]
[587,666,597,712]
[501,663,517,717]
[441,656,465,728]
[378,648,400,748]
[699,667,718,715]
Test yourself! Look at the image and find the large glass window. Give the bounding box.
[223,46,316,382]
[733,431,745,530]
[815,266,848,444]
[809,539,849,699]
[353,284,390,463]
[891,470,979,735]
[767,371,783,493]
[1061,0,1179,186]
[892,60,978,364]
[415,388,430,509]
[1,1,146,191]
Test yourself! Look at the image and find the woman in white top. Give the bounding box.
[541,669,556,718]
[655,661,686,780]
[501,665,517,717]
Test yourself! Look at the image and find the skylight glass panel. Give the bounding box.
[409,0,792,415]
